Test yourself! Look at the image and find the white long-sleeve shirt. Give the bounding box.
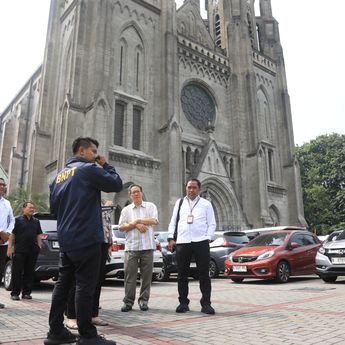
[168,196,216,244]
[0,196,15,245]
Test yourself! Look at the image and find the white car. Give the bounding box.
[105,225,163,280]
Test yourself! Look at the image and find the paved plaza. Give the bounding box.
[1,276,345,345]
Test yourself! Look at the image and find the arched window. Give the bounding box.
[114,101,125,146]
[229,157,234,179]
[132,107,142,150]
[215,14,221,47]
[268,149,274,181]
[186,147,192,171]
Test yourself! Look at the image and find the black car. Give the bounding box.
[155,231,249,281]
[3,213,59,290]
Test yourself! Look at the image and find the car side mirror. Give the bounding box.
[290,242,298,250]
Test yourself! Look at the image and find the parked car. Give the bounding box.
[4,213,59,290]
[209,231,249,278]
[224,229,321,283]
[316,229,345,283]
[105,226,163,280]
[155,231,249,280]
[154,231,198,281]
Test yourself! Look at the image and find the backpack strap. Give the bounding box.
[173,198,184,241]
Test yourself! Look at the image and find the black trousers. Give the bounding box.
[0,245,7,283]
[65,243,109,318]
[11,251,39,296]
[176,240,211,306]
[48,244,101,338]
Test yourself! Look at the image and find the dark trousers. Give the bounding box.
[11,251,39,296]
[176,240,211,306]
[65,243,109,318]
[0,245,7,283]
[48,244,101,339]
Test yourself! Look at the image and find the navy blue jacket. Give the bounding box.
[49,156,122,252]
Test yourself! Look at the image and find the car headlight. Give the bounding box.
[257,250,275,260]
[318,247,326,254]
[227,254,233,262]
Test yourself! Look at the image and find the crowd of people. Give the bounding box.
[0,136,217,345]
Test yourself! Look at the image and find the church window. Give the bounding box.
[194,149,200,164]
[215,14,221,47]
[119,46,123,85]
[114,101,125,146]
[132,107,142,150]
[268,149,274,181]
[181,83,216,131]
[229,157,234,179]
[186,147,192,171]
[136,52,140,90]
[256,24,261,52]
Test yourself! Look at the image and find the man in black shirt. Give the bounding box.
[7,201,42,300]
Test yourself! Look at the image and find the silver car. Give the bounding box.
[316,230,345,283]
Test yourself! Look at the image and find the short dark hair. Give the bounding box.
[128,183,143,193]
[187,178,201,189]
[22,201,35,208]
[72,137,99,154]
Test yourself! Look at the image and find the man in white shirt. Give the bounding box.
[168,179,216,315]
[0,178,15,309]
[119,184,159,312]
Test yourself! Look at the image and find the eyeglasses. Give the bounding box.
[0,183,6,186]
[130,190,141,195]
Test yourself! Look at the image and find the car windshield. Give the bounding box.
[156,232,168,242]
[248,233,288,247]
[327,230,345,242]
[113,229,126,238]
[223,232,249,244]
[38,220,57,232]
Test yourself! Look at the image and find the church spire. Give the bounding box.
[260,0,272,17]
[184,0,201,13]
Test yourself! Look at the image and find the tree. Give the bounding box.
[6,188,49,216]
[296,133,345,234]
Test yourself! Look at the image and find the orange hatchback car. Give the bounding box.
[224,230,321,283]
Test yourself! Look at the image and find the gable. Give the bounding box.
[193,140,228,178]
[176,2,214,48]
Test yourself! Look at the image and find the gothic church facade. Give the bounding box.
[0,0,306,229]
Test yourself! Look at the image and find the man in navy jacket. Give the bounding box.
[45,137,122,345]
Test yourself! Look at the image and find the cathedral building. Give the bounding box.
[0,0,307,229]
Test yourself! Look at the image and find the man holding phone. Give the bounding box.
[45,137,122,345]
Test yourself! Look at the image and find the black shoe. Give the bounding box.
[77,335,116,344]
[44,328,77,345]
[201,304,215,315]
[121,304,132,312]
[0,303,4,308]
[176,304,190,313]
[11,295,20,301]
[138,302,149,311]
[22,294,32,300]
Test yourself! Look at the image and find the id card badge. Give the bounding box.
[187,214,194,224]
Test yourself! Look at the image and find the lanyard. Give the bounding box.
[187,196,200,214]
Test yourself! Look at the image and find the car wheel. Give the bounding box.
[230,277,244,283]
[276,261,290,283]
[4,260,13,291]
[209,259,219,278]
[155,261,170,282]
[321,276,337,283]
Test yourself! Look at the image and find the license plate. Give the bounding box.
[233,265,247,272]
[190,262,197,268]
[331,257,345,264]
[52,241,60,249]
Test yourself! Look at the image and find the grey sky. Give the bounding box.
[0,0,344,146]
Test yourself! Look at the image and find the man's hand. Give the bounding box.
[136,224,148,233]
[0,230,10,243]
[168,239,176,252]
[7,247,13,258]
[95,155,107,166]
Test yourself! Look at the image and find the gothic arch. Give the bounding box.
[256,86,272,141]
[269,205,280,226]
[200,177,244,230]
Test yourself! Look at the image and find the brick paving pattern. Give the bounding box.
[1,276,345,344]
